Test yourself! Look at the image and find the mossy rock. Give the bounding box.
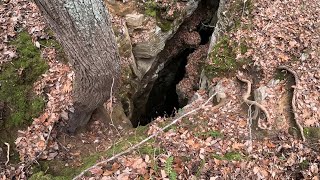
[157,19,173,32]
[0,31,48,127]
[143,0,174,32]
[204,36,249,78]
[144,0,158,18]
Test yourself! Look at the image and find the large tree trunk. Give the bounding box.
[34,0,121,132]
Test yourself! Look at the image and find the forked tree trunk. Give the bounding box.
[34,0,121,132]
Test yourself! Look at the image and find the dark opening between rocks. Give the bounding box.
[144,48,194,123]
[131,0,219,127]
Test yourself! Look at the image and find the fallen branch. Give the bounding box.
[73,92,218,180]
[236,74,271,122]
[277,66,305,141]
[4,142,10,166]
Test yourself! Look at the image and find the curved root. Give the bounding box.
[236,74,271,122]
[277,66,305,141]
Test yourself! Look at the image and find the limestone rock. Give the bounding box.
[125,13,144,29]
[254,86,268,103]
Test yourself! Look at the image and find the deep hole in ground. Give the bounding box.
[135,0,218,126]
[144,48,194,122]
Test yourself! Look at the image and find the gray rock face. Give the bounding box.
[131,1,200,79]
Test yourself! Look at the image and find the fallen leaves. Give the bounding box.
[1,0,320,179]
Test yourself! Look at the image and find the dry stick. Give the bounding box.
[4,142,10,166]
[237,74,271,122]
[108,77,122,138]
[73,92,218,180]
[277,66,305,141]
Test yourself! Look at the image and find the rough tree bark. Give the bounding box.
[33,0,121,132]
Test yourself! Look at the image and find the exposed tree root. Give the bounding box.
[73,92,226,180]
[4,142,10,166]
[277,66,305,141]
[236,74,271,122]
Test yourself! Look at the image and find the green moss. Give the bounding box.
[227,0,254,31]
[29,171,53,180]
[303,127,320,140]
[212,151,243,161]
[205,36,249,78]
[0,31,48,127]
[212,154,223,160]
[195,130,222,138]
[157,20,172,32]
[39,32,68,64]
[195,159,206,178]
[275,70,287,80]
[299,160,309,170]
[165,156,177,180]
[34,125,157,179]
[224,151,243,161]
[240,42,248,54]
[144,0,174,32]
[144,0,158,17]
[30,171,69,180]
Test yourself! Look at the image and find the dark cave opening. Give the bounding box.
[133,0,219,126]
[143,49,194,124]
[198,22,215,45]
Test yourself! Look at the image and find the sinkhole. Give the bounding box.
[131,0,219,127]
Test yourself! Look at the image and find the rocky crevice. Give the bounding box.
[129,0,220,126]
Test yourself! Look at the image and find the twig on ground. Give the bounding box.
[107,77,122,138]
[277,66,305,141]
[237,74,271,122]
[73,92,219,180]
[247,105,253,153]
[57,140,69,152]
[241,0,248,18]
[4,142,10,166]
[201,22,215,28]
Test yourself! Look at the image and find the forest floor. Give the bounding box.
[1,0,320,179]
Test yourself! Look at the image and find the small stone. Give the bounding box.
[60,110,68,120]
[125,13,144,28]
[254,86,268,102]
[300,53,309,61]
[47,152,58,160]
